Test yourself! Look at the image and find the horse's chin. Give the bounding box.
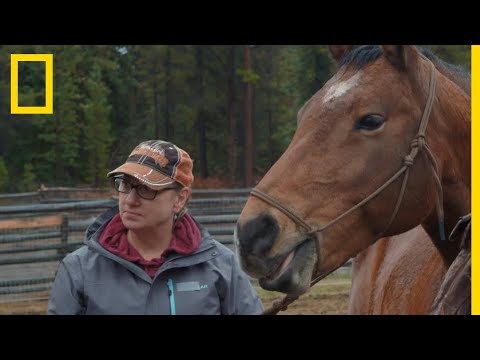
[259,239,317,296]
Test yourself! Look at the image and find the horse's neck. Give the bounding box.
[431,60,470,96]
[422,73,470,266]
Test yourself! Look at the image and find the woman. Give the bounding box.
[48,140,264,315]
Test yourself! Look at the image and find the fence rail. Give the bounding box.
[0,188,253,201]
[0,199,117,216]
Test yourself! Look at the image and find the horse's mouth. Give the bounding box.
[259,239,317,296]
[265,250,296,281]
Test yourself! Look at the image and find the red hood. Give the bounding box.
[99,212,201,278]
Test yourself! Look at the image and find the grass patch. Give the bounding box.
[0,300,47,315]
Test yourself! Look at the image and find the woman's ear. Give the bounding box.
[174,187,191,212]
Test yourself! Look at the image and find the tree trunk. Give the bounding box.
[153,82,161,138]
[55,116,61,184]
[164,46,172,139]
[243,45,253,187]
[265,46,275,164]
[195,46,208,178]
[227,45,238,184]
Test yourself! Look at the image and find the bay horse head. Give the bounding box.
[235,45,471,296]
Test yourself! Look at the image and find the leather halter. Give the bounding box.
[253,60,446,315]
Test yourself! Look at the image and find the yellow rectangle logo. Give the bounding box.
[10,54,53,114]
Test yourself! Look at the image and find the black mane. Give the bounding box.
[338,45,470,94]
[339,45,383,68]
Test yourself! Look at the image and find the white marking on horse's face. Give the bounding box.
[322,72,362,104]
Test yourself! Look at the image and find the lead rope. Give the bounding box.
[258,60,445,315]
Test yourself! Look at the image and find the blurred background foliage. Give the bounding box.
[0,45,471,192]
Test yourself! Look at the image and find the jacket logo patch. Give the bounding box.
[176,281,208,292]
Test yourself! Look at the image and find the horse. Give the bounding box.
[235,45,471,314]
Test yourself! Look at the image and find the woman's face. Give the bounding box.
[118,175,189,231]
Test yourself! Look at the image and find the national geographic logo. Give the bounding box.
[10,54,53,114]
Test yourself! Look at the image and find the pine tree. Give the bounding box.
[0,157,7,192]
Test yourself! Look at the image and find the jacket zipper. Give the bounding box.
[167,278,176,315]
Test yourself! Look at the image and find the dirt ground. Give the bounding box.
[260,292,350,315]
[256,280,351,315]
[0,280,351,315]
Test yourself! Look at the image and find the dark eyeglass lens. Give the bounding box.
[136,185,156,199]
[114,178,157,200]
[114,178,130,192]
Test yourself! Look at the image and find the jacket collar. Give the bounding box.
[84,207,220,283]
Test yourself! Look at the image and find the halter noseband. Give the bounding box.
[253,60,445,315]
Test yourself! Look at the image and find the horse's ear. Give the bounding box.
[328,45,356,64]
[381,45,415,70]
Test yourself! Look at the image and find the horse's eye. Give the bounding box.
[354,114,385,131]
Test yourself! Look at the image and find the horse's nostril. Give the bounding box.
[237,214,279,256]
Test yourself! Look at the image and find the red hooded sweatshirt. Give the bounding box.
[99,213,201,278]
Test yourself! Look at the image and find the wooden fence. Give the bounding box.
[0,189,250,303]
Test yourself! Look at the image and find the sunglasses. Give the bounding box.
[113,177,178,200]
